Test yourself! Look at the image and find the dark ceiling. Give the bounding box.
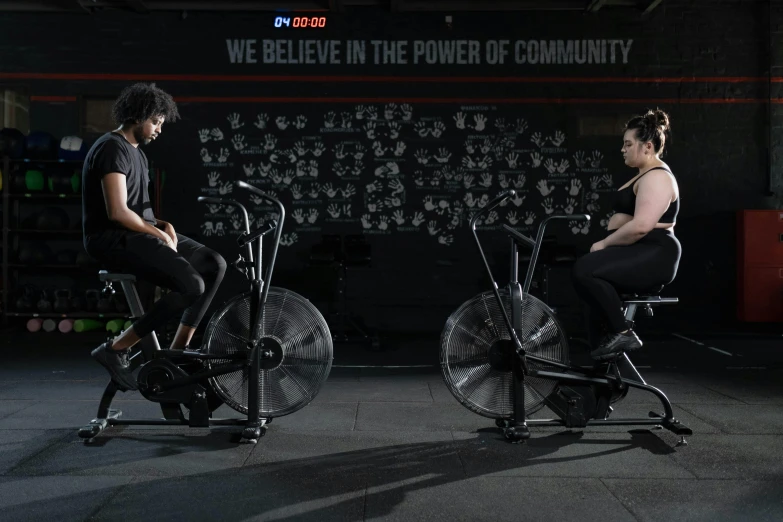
[0,0,666,14]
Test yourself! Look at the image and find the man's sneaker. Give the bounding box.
[91,341,137,391]
[590,330,643,361]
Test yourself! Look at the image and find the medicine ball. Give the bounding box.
[47,165,80,193]
[58,135,87,161]
[25,131,58,160]
[0,128,25,159]
[56,249,77,265]
[11,165,46,192]
[36,207,70,230]
[18,241,53,264]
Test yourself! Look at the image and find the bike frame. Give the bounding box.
[468,190,688,438]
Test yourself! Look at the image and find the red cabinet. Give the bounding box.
[737,210,783,322]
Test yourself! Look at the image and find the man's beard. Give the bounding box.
[133,127,151,146]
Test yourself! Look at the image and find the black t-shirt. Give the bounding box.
[82,132,157,237]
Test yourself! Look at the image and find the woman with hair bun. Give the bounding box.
[571,108,681,361]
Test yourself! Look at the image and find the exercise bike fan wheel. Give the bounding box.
[201,287,333,418]
[441,289,569,419]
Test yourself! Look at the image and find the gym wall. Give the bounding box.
[0,0,780,334]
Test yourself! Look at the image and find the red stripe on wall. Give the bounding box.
[29,95,77,102]
[174,96,782,104]
[1,72,781,84]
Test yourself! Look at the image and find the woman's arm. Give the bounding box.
[602,171,675,247]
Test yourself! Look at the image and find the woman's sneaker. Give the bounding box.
[590,330,642,361]
[91,341,138,391]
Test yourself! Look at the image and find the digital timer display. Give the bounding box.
[275,16,327,28]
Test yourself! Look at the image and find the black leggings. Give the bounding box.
[85,231,227,339]
[571,228,681,343]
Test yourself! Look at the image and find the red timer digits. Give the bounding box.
[274,16,327,28]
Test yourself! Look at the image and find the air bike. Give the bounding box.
[440,189,691,445]
[79,181,333,444]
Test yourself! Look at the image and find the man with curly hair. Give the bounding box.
[82,83,226,391]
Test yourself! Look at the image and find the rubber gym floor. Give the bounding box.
[0,327,781,522]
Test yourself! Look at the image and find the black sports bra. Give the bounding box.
[612,166,679,224]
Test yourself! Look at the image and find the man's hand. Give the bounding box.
[159,221,177,250]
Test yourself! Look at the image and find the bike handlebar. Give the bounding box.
[469,190,516,230]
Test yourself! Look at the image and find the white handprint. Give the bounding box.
[569,179,582,196]
[207,171,220,187]
[361,214,373,230]
[394,142,407,157]
[472,114,487,132]
[507,211,520,225]
[530,152,542,168]
[513,174,526,189]
[506,152,519,169]
[400,104,413,121]
[294,115,307,130]
[431,122,446,138]
[254,113,268,130]
[427,220,440,236]
[291,184,302,200]
[574,151,587,168]
[200,148,212,163]
[378,215,389,230]
[227,113,243,130]
[292,209,305,224]
[454,112,466,129]
[217,148,230,163]
[307,209,319,224]
[210,128,224,141]
[275,116,289,130]
[536,180,555,196]
[542,198,554,215]
[201,222,215,236]
[530,132,545,148]
[524,211,536,225]
[411,212,425,226]
[591,151,604,168]
[438,235,454,246]
[557,159,570,174]
[392,210,405,225]
[327,204,341,218]
[550,130,566,147]
[199,129,211,143]
[232,134,247,151]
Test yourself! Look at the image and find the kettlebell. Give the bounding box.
[15,285,37,312]
[37,289,52,313]
[69,290,84,312]
[53,289,71,314]
[97,294,114,314]
[84,289,100,312]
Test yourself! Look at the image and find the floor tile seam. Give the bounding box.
[597,477,644,522]
[2,429,75,476]
[670,404,731,434]
[84,475,141,521]
[0,400,41,422]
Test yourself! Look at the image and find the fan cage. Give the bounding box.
[202,288,333,418]
[440,289,569,419]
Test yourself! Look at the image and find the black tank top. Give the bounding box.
[612,166,679,224]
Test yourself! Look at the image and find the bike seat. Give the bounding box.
[98,269,137,283]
